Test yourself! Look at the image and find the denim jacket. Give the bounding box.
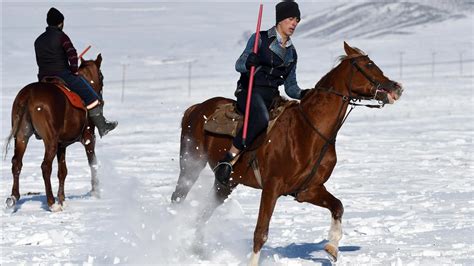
[235,26,302,99]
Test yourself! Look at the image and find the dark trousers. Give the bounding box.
[233,87,278,150]
[50,71,101,106]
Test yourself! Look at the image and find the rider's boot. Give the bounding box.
[213,152,236,186]
[88,105,118,138]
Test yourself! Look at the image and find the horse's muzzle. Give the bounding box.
[375,81,403,104]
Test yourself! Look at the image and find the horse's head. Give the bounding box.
[79,54,104,97]
[338,42,403,104]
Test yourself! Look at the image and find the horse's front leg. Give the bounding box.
[56,146,67,205]
[296,184,344,262]
[249,182,280,266]
[82,129,99,197]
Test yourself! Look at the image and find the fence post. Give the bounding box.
[399,51,404,79]
[121,63,127,103]
[188,61,192,97]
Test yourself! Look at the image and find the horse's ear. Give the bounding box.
[95,53,102,68]
[344,41,357,56]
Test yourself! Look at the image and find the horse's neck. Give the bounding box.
[300,74,349,140]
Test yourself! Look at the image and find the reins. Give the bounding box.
[295,89,354,195]
[293,55,385,195]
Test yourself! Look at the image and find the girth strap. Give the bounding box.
[250,158,263,188]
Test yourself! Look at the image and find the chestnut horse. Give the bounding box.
[171,42,403,264]
[4,54,105,212]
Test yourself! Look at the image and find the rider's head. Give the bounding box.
[275,0,300,26]
[47,7,64,28]
[275,1,300,38]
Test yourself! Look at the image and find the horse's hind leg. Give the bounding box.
[6,135,31,208]
[56,146,67,205]
[171,138,207,203]
[194,181,233,252]
[41,140,60,212]
[296,185,344,262]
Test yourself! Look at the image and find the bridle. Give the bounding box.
[293,54,389,195]
[80,61,104,98]
[320,54,390,108]
[349,55,393,107]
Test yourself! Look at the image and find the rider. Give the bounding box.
[214,0,310,186]
[34,7,117,137]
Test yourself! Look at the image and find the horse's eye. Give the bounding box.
[367,61,375,68]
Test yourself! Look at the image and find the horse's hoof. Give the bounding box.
[90,189,100,199]
[49,203,63,212]
[324,243,338,262]
[191,242,206,257]
[5,196,17,209]
[249,251,261,266]
[171,192,183,204]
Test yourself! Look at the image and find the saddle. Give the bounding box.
[204,96,298,188]
[32,77,87,141]
[204,96,295,138]
[40,77,86,111]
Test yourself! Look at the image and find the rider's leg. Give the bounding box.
[58,71,117,137]
[88,104,118,137]
[214,91,270,186]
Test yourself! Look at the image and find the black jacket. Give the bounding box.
[34,26,78,78]
[235,26,301,99]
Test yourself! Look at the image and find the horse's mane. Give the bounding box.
[313,46,366,88]
[336,47,366,63]
[79,59,95,68]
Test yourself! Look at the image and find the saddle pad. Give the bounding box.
[204,103,242,137]
[204,100,294,137]
[55,84,87,111]
[41,77,86,111]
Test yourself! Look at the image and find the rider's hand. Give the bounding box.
[245,52,260,70]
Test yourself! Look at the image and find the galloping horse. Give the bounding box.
[171,42,403,264]
[4,54,105,212]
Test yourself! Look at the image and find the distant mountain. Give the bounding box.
[297,1,473,42]
[415,0,474,12]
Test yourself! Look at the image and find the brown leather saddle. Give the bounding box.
[204,96,298,187]
[40,77,86,111]
[33,77,87,140]
[204,96,295,138]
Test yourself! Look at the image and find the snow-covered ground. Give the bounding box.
[1,1,473,265]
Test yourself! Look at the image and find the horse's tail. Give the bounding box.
[4,88,31,160]
[181,104,199,132]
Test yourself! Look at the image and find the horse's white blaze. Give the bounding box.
[328,218,342,245]
[249,251,260,266]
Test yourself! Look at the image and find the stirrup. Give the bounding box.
[213,161,233,172]
[213,161,233,186]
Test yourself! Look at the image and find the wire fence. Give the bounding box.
[2,53,471,101]
[114,52,473,102]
